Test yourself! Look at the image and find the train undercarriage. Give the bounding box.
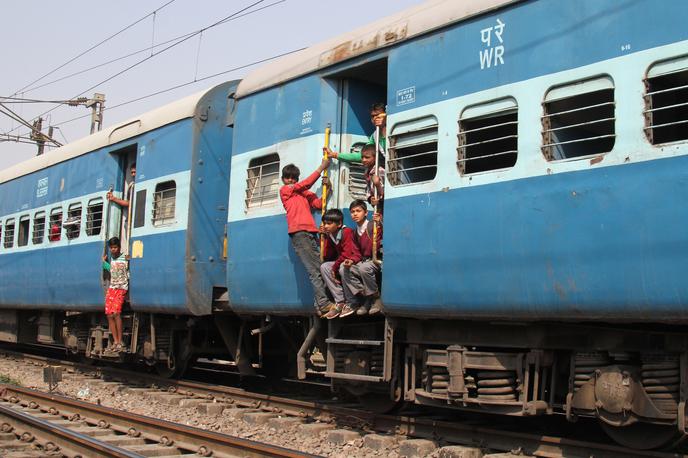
[0,308,686,449]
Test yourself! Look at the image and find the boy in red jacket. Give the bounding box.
[343,199,383,315]
[280,158,334,315]
[320,208,362,319]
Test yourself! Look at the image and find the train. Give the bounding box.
[1,0,688,449]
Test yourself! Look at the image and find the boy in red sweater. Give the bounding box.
[320,208,362,319]
[280,158,333,315]
[343,199,383,315]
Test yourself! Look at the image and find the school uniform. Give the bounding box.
[320,226,362,305]
[342,219,382,298]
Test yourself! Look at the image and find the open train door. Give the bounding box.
[326,58,388,212]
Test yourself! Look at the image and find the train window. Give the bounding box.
[152,181,176,226]
[86,198,103,236]
[17,215,30,247]
[32,212,46,244]
[458,98,518,175]
[245,153,280,209]
[644,56,688,144]
[65,203,82,240]
[49,208,62,242]
[541,76,615,161]
[4,219,15,249]
[387,116,438,186]
[134,189,147,229]
[347,143,368,200]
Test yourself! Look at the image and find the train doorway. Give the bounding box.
[327,58,387,210]
[108,144,137,255]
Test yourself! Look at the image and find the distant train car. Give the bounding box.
[0,81,238,373]
[225,0,688,448]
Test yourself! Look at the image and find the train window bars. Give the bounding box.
[86,198,103,236]
[3,219,15,249]
[152,181,176,226]
[387,115,438,186]
[49,208,62,242]
[458,98,518,175]
[65,204,82,240]
[17,215,30,247]
[245,153,280,209]
[33,212,46,245]
[347,143,368,200]
[541,76,615,161]
[644,56,688,145]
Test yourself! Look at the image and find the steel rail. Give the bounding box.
[0,402,141,457]
[0,385,318,458]
[1,348,687,458]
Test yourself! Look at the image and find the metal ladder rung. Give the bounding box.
[326,338,383,346]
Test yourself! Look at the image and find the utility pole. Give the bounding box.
[31,118,45,155]
[86,93,105,134]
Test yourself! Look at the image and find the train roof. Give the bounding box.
[236,0,519,98]
[0,83,231,185]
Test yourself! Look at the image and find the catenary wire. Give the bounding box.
[19,0,286,95]
[11,0,178,97]
[49,47,305,130]
[5,0,271,138]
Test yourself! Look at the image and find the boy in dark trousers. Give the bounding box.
[280,158,334,316]
[343,199,383,315]
[320,208,362,319]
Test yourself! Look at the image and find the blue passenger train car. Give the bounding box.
[1,0,688,448]
[225,0,688,448]
[0,81,238,370]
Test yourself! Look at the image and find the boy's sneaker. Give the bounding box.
[317,302,335,317]
[324,303,343,319]
[339,304,357,318]
[356,302,371,315]
[368,296,383,315]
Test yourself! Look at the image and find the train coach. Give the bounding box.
[0,81,241,375]
[0,0,688,449]
[225,0,688,448]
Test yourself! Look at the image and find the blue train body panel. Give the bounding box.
[226,0,688,320]
[0,81,238,316]
[382,155,688,320]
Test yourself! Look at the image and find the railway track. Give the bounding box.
[0,384,317,458]
[1,347,686,458]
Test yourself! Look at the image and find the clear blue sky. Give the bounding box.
[0,0,424,170]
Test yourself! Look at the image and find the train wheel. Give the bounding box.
[357,393,400,414]
[600,421,680,450]
[155,352,189,378]
[154,334,191,378]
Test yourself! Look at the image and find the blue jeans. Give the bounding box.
[290,231,329,310]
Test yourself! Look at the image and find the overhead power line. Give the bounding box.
[50,47,305,129]
[5,0,275,139]
[20,0,286,95]
[12,0,178,97]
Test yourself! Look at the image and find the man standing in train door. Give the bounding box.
[106,162,136,254]
[102,237,128,353]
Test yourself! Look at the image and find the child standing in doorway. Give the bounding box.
[102,236,128,353]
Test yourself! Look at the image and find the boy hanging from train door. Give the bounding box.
[102,236,128,353]
[280,158,336,316]
[324,102,387,162]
